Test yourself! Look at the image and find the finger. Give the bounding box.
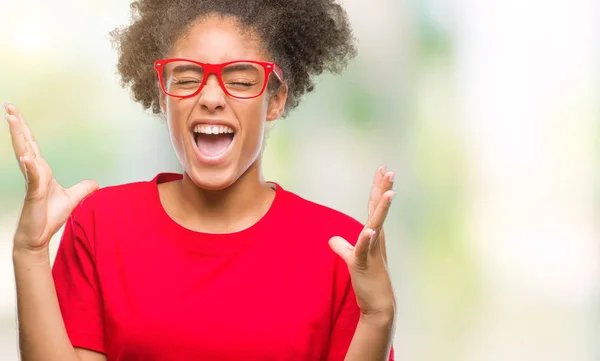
[368,192,395,258]
[368,165,386,216]
[379,228,388,263]
[12,105,37,157]
[65,180,99,208]
[383,171,395,191]
[22,122,41,158]
[369,168,396,218]
[6,113,27,177]
[7,104,35,155]
[373,171,395,217]
[328,236,354,265]
[354,228,376,268]
[20,155,41,197]
[7,113,29,172]
[366,190,395,234]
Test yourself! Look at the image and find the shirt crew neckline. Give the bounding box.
[148,172,286,250]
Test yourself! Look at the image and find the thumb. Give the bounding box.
[329,236,354,264]
[65,180,99,207]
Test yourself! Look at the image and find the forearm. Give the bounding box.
[13,248,80,361]
[345,312,395,361]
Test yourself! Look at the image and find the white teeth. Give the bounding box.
[194,124,235,135]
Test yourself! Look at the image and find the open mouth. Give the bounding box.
[193,124,236,158]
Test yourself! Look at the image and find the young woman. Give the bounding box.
[8,0,396,360]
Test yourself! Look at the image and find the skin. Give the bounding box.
[157,16,288,234]
[8,14,396,361]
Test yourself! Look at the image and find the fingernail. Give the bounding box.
[389,192,396,203]
[3,103,8,113]
[389,172,395,182]
[369,229,376,240]
[381,165,387,175]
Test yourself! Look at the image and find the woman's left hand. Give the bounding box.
[329,165,396,321]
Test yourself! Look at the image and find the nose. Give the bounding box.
[197,74,226,112]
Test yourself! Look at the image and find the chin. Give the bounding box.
[184,167,237,191]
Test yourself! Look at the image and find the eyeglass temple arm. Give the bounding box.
[272,64,285,83]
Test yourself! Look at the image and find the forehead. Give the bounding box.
[169,15,268,64]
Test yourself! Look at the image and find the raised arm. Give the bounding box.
[329,166,397,361]
[6,103,105,361]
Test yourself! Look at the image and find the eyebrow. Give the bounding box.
[222,63,259,73]
[170,64,204,73]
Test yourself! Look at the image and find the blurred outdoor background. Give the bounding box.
[1,0,599,360]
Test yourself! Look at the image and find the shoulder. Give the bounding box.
[75,180,149,214]
[278,185,365,246]
[70,173,171,224]
[283,189,363,227]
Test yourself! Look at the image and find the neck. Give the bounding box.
[169,161,275,233]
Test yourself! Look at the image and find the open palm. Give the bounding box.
[329,166,396,316]
[6,104,98,252]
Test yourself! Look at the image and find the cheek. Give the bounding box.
[166,114,185,144]
[230,94,267,124]
[231,100,269,163]
[166,98,195,134]
[166,98,192,119]
[165,100,195,160]
[166,119,186,164]
[238,100,268,137]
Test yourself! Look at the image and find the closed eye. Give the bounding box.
[226,81,254,86]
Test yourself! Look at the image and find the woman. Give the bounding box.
[8,0,396,360]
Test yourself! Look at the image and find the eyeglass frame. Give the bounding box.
[154,58,285,100]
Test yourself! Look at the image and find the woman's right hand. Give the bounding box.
[6,103,98,254]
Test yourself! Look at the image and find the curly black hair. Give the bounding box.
[109,0,357,117]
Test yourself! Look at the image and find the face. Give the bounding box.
[159,15,287,191]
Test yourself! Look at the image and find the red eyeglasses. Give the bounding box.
[154,58,285,99]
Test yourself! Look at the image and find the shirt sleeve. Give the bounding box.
[52,210,106,354]
[325,280,395,361]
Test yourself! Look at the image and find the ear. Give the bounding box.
[266,83,288,121]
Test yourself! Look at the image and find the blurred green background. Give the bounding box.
[1,0,599,360]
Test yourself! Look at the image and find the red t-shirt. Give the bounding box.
[52,173,395,360]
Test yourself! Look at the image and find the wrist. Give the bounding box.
[359,306,396,329]
[12,245,50,265]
